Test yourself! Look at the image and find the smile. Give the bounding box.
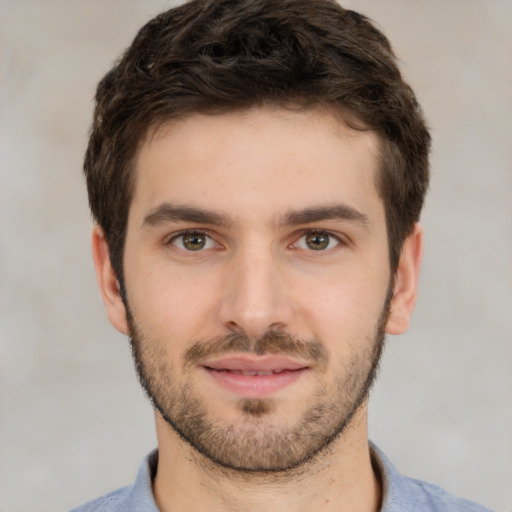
[201,356,310,397]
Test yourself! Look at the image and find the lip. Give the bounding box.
[202,356,310,398]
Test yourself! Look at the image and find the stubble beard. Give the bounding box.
[126,295,390,474]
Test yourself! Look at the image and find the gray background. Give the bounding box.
[0,1,511,511]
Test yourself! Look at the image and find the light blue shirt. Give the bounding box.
[69,444,493,511]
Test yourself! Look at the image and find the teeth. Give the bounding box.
[232,370,277,376]
[209,367,291,375]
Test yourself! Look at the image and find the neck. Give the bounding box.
[152,408,381,512]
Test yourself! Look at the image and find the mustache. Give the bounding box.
[184,330,328,369]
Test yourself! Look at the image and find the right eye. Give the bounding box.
[169,231,216,251]
[293,231,342,251]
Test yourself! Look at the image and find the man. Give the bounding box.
[71,0,492,510]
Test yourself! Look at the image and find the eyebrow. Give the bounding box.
[142,202,369,230]
[143,203,233,228]
[280,204,370,230]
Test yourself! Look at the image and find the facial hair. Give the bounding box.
[127,294,390,474]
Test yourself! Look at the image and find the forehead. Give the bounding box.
[130,106,383,225]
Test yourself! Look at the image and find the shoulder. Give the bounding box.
[371,444,494,512]
[398,476,494,512]
[67,485,132,512]
[67,450,159,512]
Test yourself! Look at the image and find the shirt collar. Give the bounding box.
[131,444,407,511]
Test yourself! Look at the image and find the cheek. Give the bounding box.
[126,261,222,342]
[294,271,389,341]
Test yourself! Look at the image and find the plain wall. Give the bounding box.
[0,1,510,511]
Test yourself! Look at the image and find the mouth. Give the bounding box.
[202,356,310,398]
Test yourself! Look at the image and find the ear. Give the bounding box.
[91,225,129,335]
[386,223,423,335]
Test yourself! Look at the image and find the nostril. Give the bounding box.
[223,320,289,343]
[268,321,286,332]
[224,320,245,335]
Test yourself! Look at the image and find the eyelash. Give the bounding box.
[166,229,346,254]
[292,230,345,252]
[166,230,217,250]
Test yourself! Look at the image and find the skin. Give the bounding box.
[92,106,422,512]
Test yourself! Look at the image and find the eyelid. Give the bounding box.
[166,229,219,250]
[291,229,347,251]
[164,228,347,252]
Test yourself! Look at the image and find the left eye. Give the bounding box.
[170,231,216,251]
[295,232,340,251]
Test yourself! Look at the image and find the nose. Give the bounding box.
[218,244,294,340]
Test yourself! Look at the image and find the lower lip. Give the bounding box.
[203,368,307,398]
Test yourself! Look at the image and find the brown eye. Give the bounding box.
[305,232,330,250]
[295,231,340,251]
[171,231,214,251]
[182,233,206,250]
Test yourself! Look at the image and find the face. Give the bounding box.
[96,107,418,473]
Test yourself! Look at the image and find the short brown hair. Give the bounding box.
[85,0,430,279]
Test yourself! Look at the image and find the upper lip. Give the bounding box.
[202,356,310,373]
